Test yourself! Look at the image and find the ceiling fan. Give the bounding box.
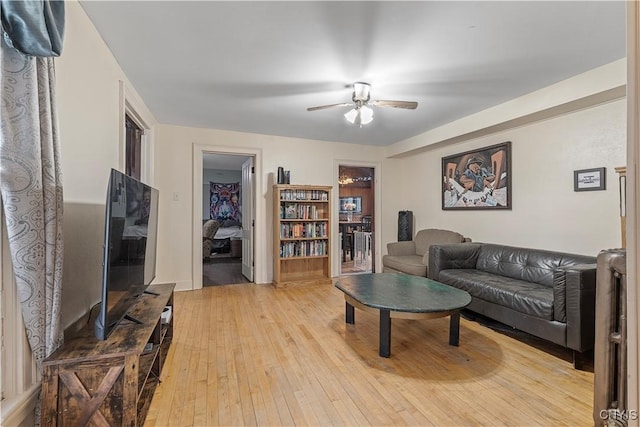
[307,82,418,126]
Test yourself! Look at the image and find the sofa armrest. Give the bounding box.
[554,264,597,352]
[427,243,482,280]
[387,241,416,256]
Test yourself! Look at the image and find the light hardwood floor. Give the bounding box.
[145,283,594,426]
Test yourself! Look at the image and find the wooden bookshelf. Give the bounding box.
[273,184,332,288]
[41,283,175,426]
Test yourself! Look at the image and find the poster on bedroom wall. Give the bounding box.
[442,141,512,210]
[210,182,242,222]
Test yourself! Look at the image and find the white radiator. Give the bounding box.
[594,248,630,426]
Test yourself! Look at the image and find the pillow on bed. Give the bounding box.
[221,219,242,228]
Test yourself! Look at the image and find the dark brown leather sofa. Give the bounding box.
[428,242,597,368]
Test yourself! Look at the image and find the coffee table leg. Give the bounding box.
[379,309,391,357]
[449,310,461,346]
[345,301,355,324]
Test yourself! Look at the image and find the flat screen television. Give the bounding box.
[94,169,160,340]
[339,196,362,213]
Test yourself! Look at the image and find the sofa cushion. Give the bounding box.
[438,269,554,320]
[386,240,417,256]
[381,254,426,277]
[475,244,596,287]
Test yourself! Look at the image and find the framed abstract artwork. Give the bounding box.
[442,141,512,210]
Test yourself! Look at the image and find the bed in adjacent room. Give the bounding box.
[214,222,243,240]
[208,220,242,255]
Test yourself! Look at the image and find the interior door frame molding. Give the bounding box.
[626,1,639,418]
[192,144,263,290]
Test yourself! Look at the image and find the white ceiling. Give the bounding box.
[79,1,626,147]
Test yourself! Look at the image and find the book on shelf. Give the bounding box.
[280,222,328,239]
[279,240,328,258]
[282,203,321,220]
[279,189,329,201]
[284,203,297,219]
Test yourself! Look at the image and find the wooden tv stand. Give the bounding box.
[41,283,175,426]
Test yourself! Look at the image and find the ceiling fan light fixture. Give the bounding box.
[344,108,359,124]
[310,81,413,126]
[353,82,370,101]
[360,105,373,125]
[344,105,374,126]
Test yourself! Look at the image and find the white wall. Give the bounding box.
[153,125,385,289]
[396,99,626,256]
[54,1,156,329]
[384,61,627,257]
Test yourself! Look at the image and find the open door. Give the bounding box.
[241,157,254,281]
[338,165,375,275]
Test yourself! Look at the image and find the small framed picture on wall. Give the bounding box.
[574,167,606,192]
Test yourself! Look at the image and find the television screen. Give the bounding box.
[339,196,362,213]
[94,169,159,340]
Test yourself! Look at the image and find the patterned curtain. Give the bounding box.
[0,38,64,366]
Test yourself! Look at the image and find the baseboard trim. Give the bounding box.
[173,280,193,291]
[1,382,40,427]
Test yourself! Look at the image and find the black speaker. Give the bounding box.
[398,210,413,241]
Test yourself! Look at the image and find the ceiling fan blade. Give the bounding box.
[371,100,418,110]
[307,103,352,112]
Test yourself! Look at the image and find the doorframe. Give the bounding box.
[192,144,263,290]
[333,159,381,277]
[627,0,639,418]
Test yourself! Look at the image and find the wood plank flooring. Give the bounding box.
[144,283,594,426]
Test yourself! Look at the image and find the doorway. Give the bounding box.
[338,165,375,275]
[202,153,253,286]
